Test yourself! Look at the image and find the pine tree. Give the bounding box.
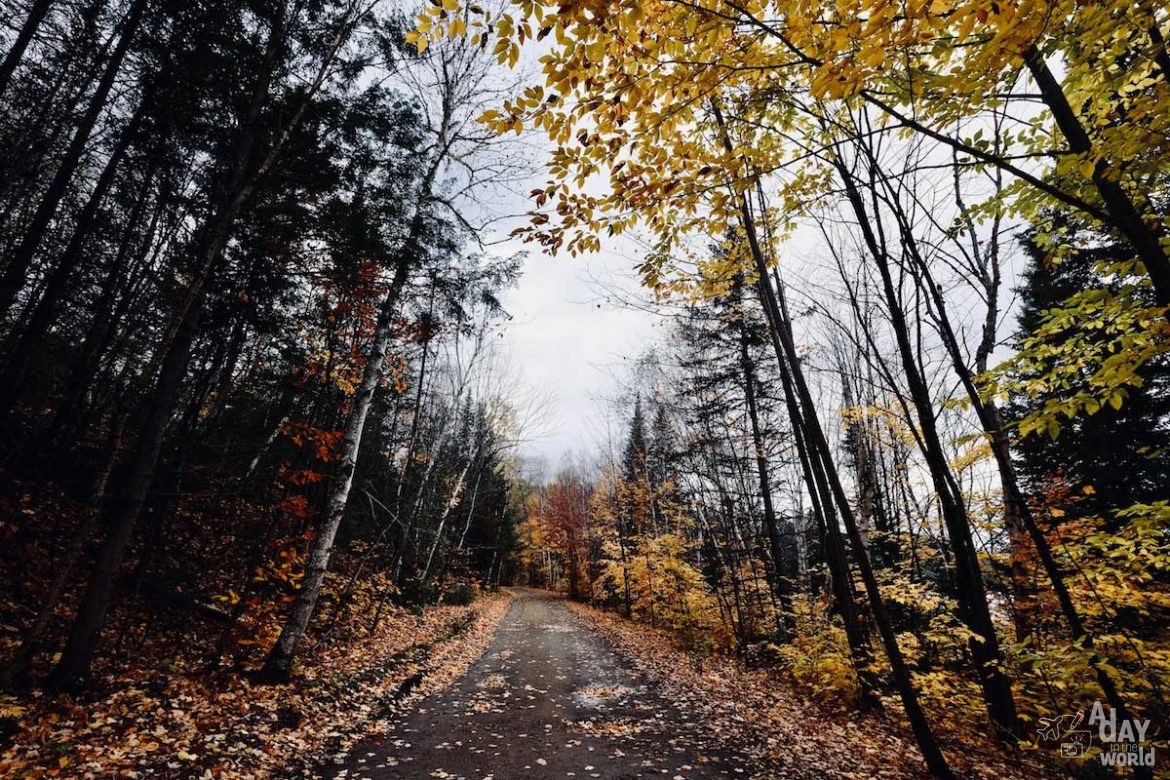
[1010,218,1170,513]
[622,395,648,486]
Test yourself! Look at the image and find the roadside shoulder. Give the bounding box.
[563,600,1056,780]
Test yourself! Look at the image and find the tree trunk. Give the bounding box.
[388,283,435,584]
[1025,47,1170,308]
[0,406,125,689]
[0,103,144,413]
[833,154,1020,742]
[736,290,794,633]
[0,0,54,101]
[420,449,476,584]
[261,258,411,679]
[46,4,297,685]
[709,98,952,779]
[0,0,148,322]
[746,207,954,779]
[905,212,1149,777]
[50,182,158,445]
[46,280,207,690]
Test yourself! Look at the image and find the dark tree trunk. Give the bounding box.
[1025,48,1170,309]
[745,209,954,780]
[50,181,158,445]
[0,104,145,413]
[45,1,296,683]
[0,0,54,100]
[0,407,124,689]
[0,0,148,322]
[711,91,951,780]
[903,213,1149,778]
[735,288,794,633]
[46,280,207,690]
[832,154,1020,742]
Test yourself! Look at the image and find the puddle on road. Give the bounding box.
[571,682,637,709]
[540,623,576,633]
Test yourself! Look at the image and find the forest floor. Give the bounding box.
[0,591,513,779]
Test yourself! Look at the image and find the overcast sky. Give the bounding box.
[492,234,659,470]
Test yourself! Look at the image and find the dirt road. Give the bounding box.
[332,589,749,779]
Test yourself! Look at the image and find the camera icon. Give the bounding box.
[1039,712,1093,760]
[1060,730,1092,758]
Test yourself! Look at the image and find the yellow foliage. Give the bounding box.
[988,283,1170,442]
[777,599,861,706]
[596,532,728,650]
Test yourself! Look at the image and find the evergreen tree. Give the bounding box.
[1010,218,1170,513]
[622,394,648,485]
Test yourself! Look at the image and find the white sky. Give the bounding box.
[495,235,659,467]
[450,29,665,471]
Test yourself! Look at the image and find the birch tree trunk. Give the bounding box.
[261,260,409,679]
